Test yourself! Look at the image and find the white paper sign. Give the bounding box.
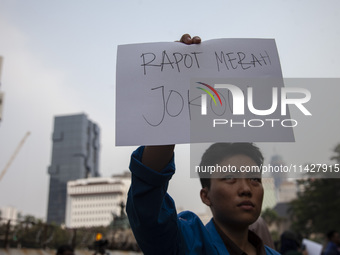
[116,39,294,146]
[302,239,323,255]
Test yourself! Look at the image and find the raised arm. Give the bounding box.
[141,145,176,172]
[127,34,201,255]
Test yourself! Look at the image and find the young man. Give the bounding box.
[126,35,279,255]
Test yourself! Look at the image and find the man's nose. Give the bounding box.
[237,178,252,197]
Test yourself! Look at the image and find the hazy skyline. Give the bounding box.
[0,0,340,219]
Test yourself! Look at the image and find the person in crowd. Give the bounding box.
[279,231,307,255]
[323,230,340,255]
[250,216,275,249]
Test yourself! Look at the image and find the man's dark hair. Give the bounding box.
[327,230,338,240]
[199,143,264,189]
[56,244,74,255]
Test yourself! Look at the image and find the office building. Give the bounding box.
[0,206,19,225]
[65,172,131,228]
[47,113,100,224]
[277,179,298,203]
[262,178,277,210]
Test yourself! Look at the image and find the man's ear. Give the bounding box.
[200,187,211,206]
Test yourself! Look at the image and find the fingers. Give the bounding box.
[179,34,201,45]
[192,36,201,44]
[180,34,192,44]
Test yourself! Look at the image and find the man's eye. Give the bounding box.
[249,178,262,183]
[222,176,236,182]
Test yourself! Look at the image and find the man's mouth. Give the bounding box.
[237,201,255,210]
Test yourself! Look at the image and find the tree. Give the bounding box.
[288,144,340,238]
[331,144,340,163]
[262,208,281,226]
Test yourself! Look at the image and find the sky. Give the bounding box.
[0,0,339,219]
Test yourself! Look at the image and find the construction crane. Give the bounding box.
[0,131,31,182]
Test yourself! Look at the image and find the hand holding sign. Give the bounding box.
[178,34,201,44]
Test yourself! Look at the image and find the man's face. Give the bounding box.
[332,232,340,245]
[201,154,263,228]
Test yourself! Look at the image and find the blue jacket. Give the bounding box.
[323,241,340,255]
[127,146,280,255]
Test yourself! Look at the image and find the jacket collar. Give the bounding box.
[205,219,230,255]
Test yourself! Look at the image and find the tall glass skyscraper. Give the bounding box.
[47,114,100,224]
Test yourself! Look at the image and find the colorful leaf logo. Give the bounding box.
[196,82,222,106]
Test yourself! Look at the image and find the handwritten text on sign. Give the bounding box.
[116,39,294,146]
[140,50,272,75]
